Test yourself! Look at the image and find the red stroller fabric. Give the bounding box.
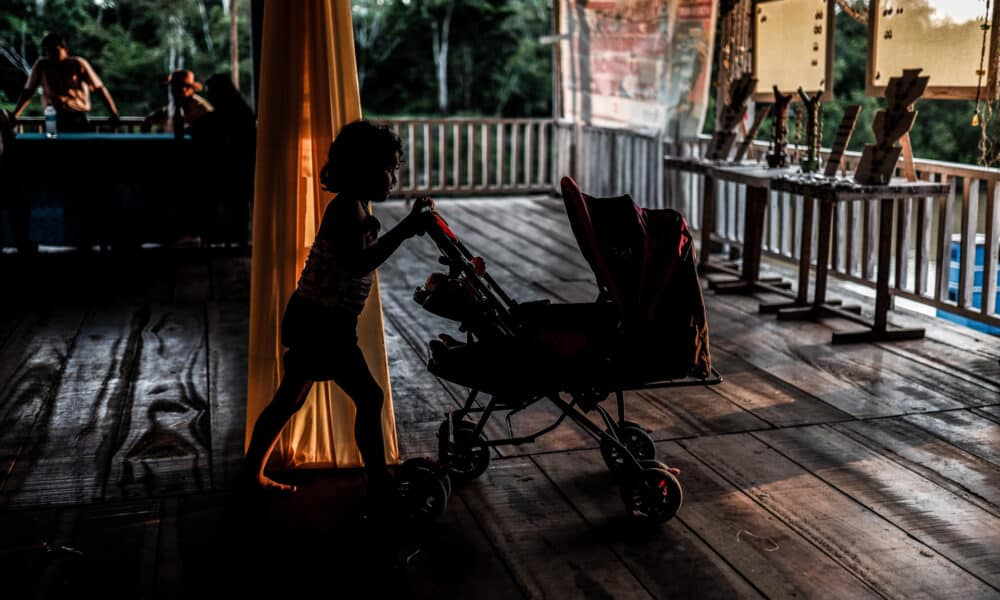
[560,176,711,380]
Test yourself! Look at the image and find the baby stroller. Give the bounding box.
[411,176,722,524]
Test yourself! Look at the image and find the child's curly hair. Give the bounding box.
[319,120,402,197]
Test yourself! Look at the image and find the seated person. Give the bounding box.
[141,69,213,136]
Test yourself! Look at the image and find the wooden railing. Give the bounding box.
[553,121,667,209]
[15,116,147,133]
[376,118,557,196]
[665,136,1000,331]
[16,114,998,331]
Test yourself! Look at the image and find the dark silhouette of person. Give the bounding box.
[192,73,256,246]
[13,33,120,132]
[0,108,36,254]
[141,69,214,138]
[240,120,432,517]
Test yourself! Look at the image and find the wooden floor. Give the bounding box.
[1,196,998,599]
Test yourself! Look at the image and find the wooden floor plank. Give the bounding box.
[656,441,878,598]
[708,295,978,417]
[381,299,468,459]
[7,499,162,599]
[448,203,591,281]
[533,449,767,599]
[106,304,211,500]
[637,385,770,439]
[976,405,1000,422]
[459,456,653,598]
[0,307,87,506]
[475,198,591,264]
[5,304,144,508]
[418,203,579,288]
[901,410,1000,467]
[757,424,1000,589]
[683,432,999,599]
[4,197,999,598]
[709,346,854,427]
[716,292,1000,409]
[836,418,1000,515]
[207,300,249,489]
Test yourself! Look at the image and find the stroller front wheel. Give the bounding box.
[393,458,450,526]
[620,460,683,524]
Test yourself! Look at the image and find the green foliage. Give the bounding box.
[0,0,253,117]
[352,0,552,117]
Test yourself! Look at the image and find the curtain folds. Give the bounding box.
[246,0,399,468]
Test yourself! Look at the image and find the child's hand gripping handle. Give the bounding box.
[405,196,436,237]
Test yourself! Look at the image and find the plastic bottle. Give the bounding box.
[44,105,57,138]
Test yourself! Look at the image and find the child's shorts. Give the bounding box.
[281,292,361,380]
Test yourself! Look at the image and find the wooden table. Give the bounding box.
[702,162,799,295]
[767,174,950,344]
[664,155,716,271]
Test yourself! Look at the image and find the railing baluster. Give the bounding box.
[984,179,999,316]
[466,124,474,191]
[895,195,912,291]
[422,122,431,191]
[495,123,504,188]
[524,122,533,189]
[481,123,489,189]
[845,201,856,276]
[407,123,416,191]
[935,176,956,303]
[915,172,933,296]
[957,178,979,309]
[510,122,519,188]
[438,122,446,190]
[538,123,548,186]
[862,199,878,281]
[451,123,460,190]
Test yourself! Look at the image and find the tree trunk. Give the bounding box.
[197,0,214,52]
[431,4,453,115]
[230,0,239,88]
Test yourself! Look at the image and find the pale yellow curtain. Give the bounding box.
[246,0,399,468]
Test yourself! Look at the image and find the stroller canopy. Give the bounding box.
[560,176,712,379]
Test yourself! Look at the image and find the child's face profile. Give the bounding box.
[380,151,402,200]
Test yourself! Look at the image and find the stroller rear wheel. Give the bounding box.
[441,419,491,484]
[619,460,683,524]
[600,421,656,474]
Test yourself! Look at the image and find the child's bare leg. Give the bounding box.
[241,375,313,493]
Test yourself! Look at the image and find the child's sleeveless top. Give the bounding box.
[295,202,380,316]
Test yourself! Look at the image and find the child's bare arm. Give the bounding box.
[345,197,434,275]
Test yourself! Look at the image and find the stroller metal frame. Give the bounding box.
[419,208,722,522]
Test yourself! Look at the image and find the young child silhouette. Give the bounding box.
[241,120,432,506]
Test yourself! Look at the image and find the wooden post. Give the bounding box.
[699,175,717,272]
[874,198,895,333]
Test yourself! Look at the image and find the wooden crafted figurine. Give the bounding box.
[854,68,929,184]
[706,73,757,160]
[766,85,793,168]
[797,87,823,173]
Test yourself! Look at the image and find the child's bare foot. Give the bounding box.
[235,468,297,495]
[256,475,297,494]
